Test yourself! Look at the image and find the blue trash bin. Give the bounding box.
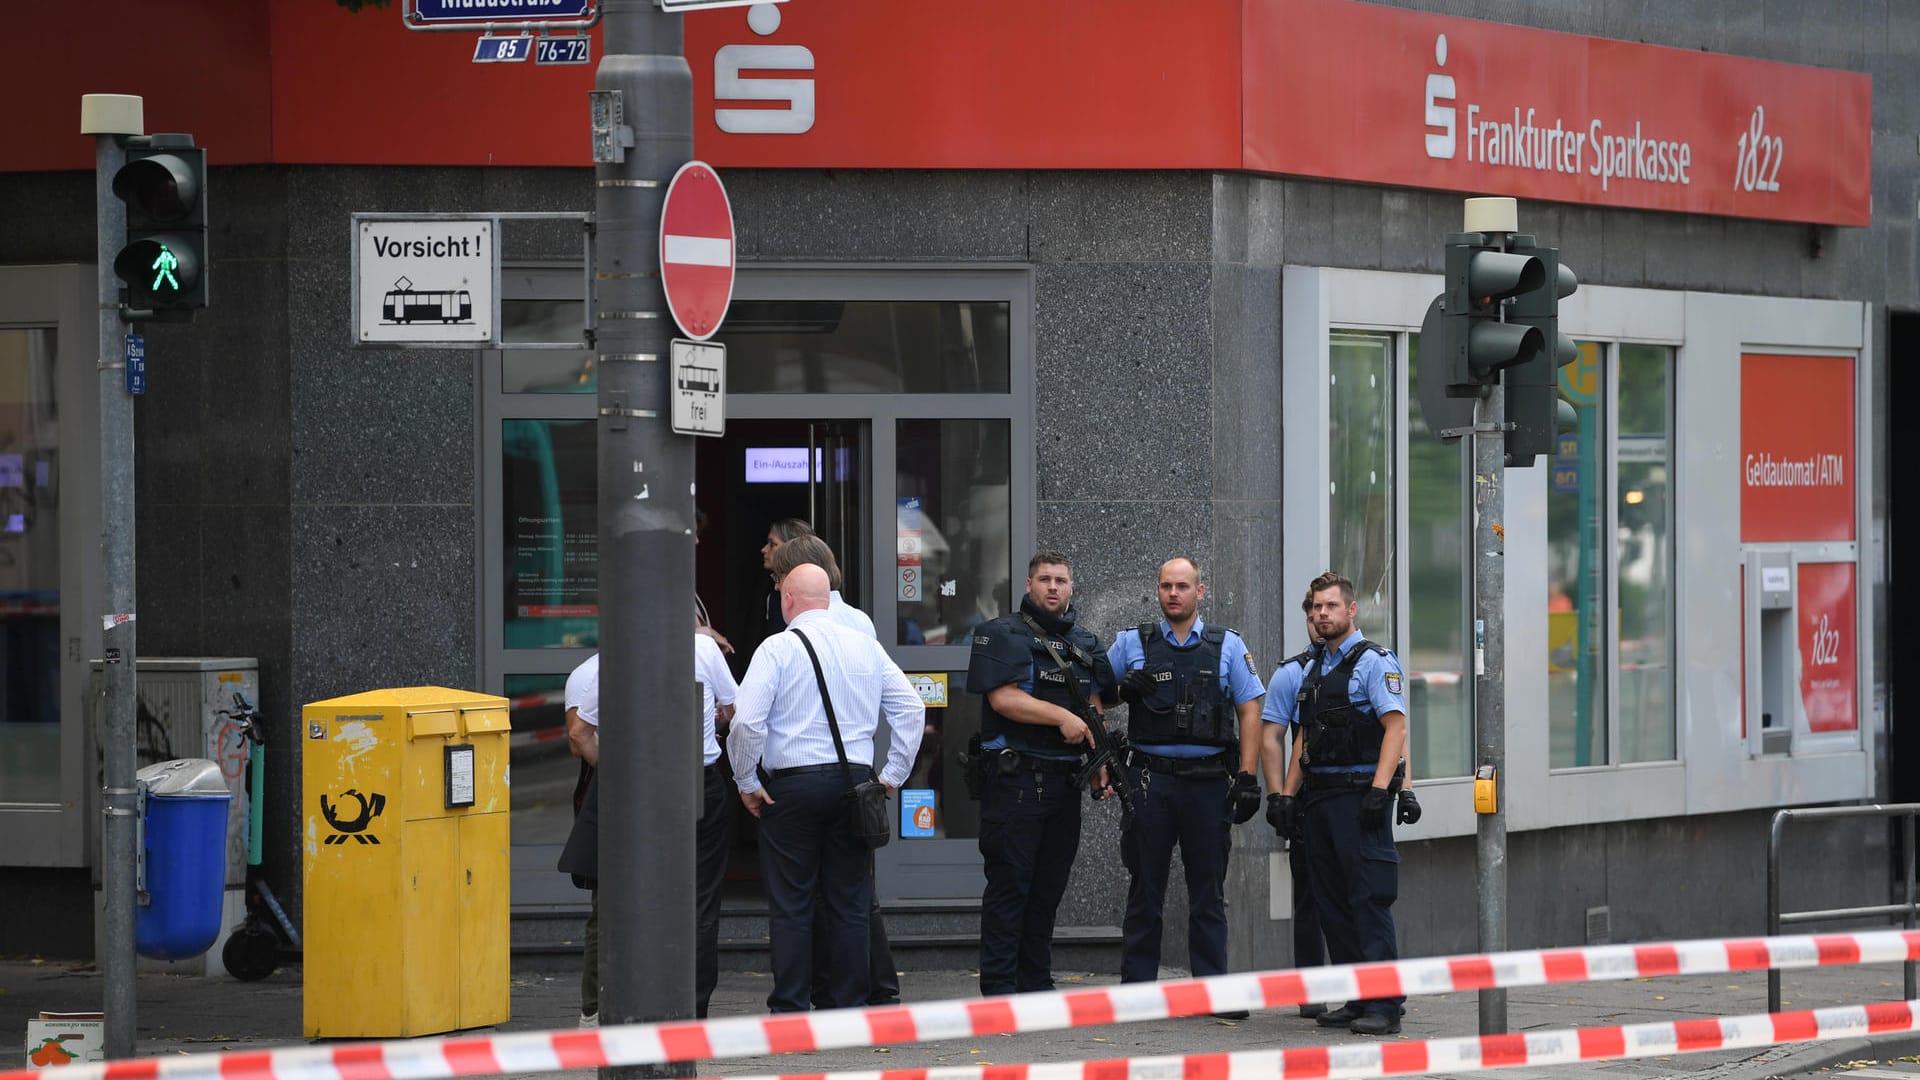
[136,758,233,960]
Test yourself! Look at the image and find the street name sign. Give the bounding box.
[659,160,736,341]
[353,217,496,346]
[671,338,726,437]
[413,0,591,23]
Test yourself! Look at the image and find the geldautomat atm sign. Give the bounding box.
[1739,353,1856,543]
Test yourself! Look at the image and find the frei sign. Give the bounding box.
[685,0,1871,226]
[352,217,495,345]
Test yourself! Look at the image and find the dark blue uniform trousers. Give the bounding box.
[978,767,1082,994]
[1119,765,1232,982]
[1303,784,1403,1018]
[1289,837,1326,968]
[756,769,873,1012]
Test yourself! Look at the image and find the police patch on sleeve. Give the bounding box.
[1384,671,1403,695]
[1244,652,1258,677]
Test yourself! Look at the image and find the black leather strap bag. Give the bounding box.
[792,628,891,849]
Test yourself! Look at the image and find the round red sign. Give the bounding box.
[659,160,737,341]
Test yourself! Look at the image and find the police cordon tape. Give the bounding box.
[710,999,1920,1080]
[6,929,1915,1080]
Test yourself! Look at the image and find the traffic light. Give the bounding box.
[1502,235,1580,468]
[1442,232,1545,397]
[112,136,207,316]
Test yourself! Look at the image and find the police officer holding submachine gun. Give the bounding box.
[965,550,1120,996]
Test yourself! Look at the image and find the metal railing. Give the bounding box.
[1768,802,1920,1011]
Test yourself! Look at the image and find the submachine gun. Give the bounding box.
[1023,615,1136,827]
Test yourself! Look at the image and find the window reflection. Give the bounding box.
[895,420,1011,646]
[500,299,593,394]
[1616,345,1674,762]
[502,419,599,649]
[1405,332,1471,779]
[1328,331,1395,644]
[1548,342,1609,767]
[720,301,1010,394]
[0,329,61,804]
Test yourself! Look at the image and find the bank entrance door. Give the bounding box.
[486,267,1034,909]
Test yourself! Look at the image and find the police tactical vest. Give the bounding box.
[978,617,1100,758]
[1128,623,1239,749]
[1298,639,1392,767]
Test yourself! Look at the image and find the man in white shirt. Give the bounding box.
[769,534,900,1006]
[728,564,925,1012]
[558,632,740,1023]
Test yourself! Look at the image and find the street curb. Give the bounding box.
[1701,1032,1920,1080]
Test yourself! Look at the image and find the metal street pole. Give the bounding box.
[83,92,143,1060]
[1473,380,1508,1035]
[594,4,697,1078]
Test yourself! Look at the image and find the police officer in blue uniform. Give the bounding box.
[1270,570,1413,1036]
[967,550,1119,996]
[1260,599,1329,1018]
[1107,557,1265,1007]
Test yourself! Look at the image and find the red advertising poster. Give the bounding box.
[1797,562,1856,733]
[1740,354,1856,543]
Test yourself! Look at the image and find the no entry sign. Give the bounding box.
[659,160,736,341]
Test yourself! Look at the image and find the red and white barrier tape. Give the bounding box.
[7,930,1914,1080]
[708,999,1920,1080]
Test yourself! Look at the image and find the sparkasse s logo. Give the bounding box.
[1424,34,1456,159]
[714,2,815,135]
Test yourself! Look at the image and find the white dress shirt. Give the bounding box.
[827,590,878,640]
[565,639,740,767]
[728,608,925,794]
[694,632,738,766]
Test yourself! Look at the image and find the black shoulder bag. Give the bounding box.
[792,628,892,849]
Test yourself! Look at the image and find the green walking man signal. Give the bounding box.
[149,244,181,293]
[111,136,208,318]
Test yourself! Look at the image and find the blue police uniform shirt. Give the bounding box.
[1260,646,1320,730]
[1107,619,1265,757]
[1273,628,1407,773]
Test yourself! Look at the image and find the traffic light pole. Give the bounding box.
[1472,380,1509,1036]
[594,4,697,1077]
[90,115,140,1060]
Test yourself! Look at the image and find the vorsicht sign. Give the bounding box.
[352,217,496,346]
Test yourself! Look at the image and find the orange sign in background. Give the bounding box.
[1798,562,1857,733]
[1740,354,1856,543]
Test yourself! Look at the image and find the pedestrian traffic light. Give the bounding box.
[112,136,207,317]
[1442,232,1546,397]
[1501,236,1580,468]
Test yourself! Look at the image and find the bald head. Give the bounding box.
[780,563,833,622]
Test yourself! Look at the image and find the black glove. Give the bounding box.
[1228,771,1261,824]
[1396,788,1423,825]
[1266,793,1302,843]
[1359,786,1392,831]
[1118,668,1157,704]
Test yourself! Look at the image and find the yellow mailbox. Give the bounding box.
[302,687,511,1038]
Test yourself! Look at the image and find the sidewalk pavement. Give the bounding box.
[4,956,1916,1080]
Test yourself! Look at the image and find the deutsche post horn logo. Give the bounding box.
[320,788,386,845]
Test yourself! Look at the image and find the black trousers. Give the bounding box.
[977,767,1082,995]
[812,868,899,1006]
[756,769,872,1012]
[695,762,734,1018]
[1303,784,1403,1018]
[1119,764,1233,982]
[1289,838,1325,968]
